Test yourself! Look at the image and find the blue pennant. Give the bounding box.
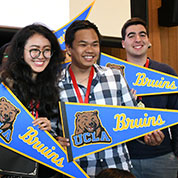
[0,83,89,178]
[54,1,95,51]
[99,53,178,96]
[60,102,178,162]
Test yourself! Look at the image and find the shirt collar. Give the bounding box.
[59,63,106,84]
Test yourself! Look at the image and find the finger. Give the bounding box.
[130,88,137,100]
[33,118,50,125]
[56,136,69,142]
[56,137,70,147]
[144,134,157,146]
[32,117,48,124]
[152,130,165,144]
[144,134,151,145]
[33,120,51,131]
[144,131,163,146]
[156,130,165,139]
[38,124,51,131]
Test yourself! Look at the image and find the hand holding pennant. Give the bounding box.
[59,102,178,162]
[0,83,89,178]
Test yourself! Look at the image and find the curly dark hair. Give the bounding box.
[0,23,64,117]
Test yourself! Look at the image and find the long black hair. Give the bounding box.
[0,23,64,117]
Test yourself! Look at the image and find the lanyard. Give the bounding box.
[144,58,149,68]
[125,58,149,67]
[69,66,94,103]
[30,100,40,119]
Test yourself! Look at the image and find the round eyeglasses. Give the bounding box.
[27,48,53,59]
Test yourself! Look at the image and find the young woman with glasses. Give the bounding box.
[0,23,64,178]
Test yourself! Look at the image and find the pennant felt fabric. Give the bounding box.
[59,102,178,162]
[99,53,178,96]
[54,1,95,51]
[0,83,89,178]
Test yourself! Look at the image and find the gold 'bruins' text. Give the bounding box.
[19,127,64,167]
[57,29,66,45]
[132,73,177,90]
[113,113,165,131]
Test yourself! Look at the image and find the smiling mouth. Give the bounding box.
[33,59,47,66]
[86,127,94,132]
[133,45,143,49]
[83,56,95,61]
[34,61,44,65]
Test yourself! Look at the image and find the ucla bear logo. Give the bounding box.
[72,110,112,147]
[106,63,125,77]
[0,97,20,143]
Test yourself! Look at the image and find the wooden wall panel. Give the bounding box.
[101,46,126,60]
[147,0,162,62]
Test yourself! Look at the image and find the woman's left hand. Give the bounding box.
[32,117,51,131]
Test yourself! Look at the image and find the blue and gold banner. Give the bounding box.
[59,102,178,162]
[54,1,95,51]
[0,83,89,178]
[99,53,178,96]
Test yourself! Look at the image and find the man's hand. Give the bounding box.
[56,136,70,148]
[130,88,137,100]
[144,130,165,146]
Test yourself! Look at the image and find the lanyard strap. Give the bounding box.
[69,66,94,103]
[144,58,149,68]
[125,58,149,67]
[30,100,40,119]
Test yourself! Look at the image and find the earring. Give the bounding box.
[148,43,152,48]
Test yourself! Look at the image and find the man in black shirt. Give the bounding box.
[121,17,178,178]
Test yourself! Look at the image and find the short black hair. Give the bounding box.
[65,20,101,48]
[121,17,148,40]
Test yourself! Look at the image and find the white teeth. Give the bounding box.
[134,46,142,49]
[34,61,44,65]
[84,56,93,59]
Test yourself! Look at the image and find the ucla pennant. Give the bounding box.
[0,83,89,178]
[60,102,178,162]
[99,53,178,96]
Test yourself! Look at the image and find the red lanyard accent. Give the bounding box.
[125,58,149,67]
[30,100,40,119]
[69,66,94,103]
[144,58,149,68]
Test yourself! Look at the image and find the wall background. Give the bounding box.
[101,0,178,73]
[0,0,178,74]
[70,0,131,38]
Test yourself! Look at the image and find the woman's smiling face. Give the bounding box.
[24,33,52,78]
